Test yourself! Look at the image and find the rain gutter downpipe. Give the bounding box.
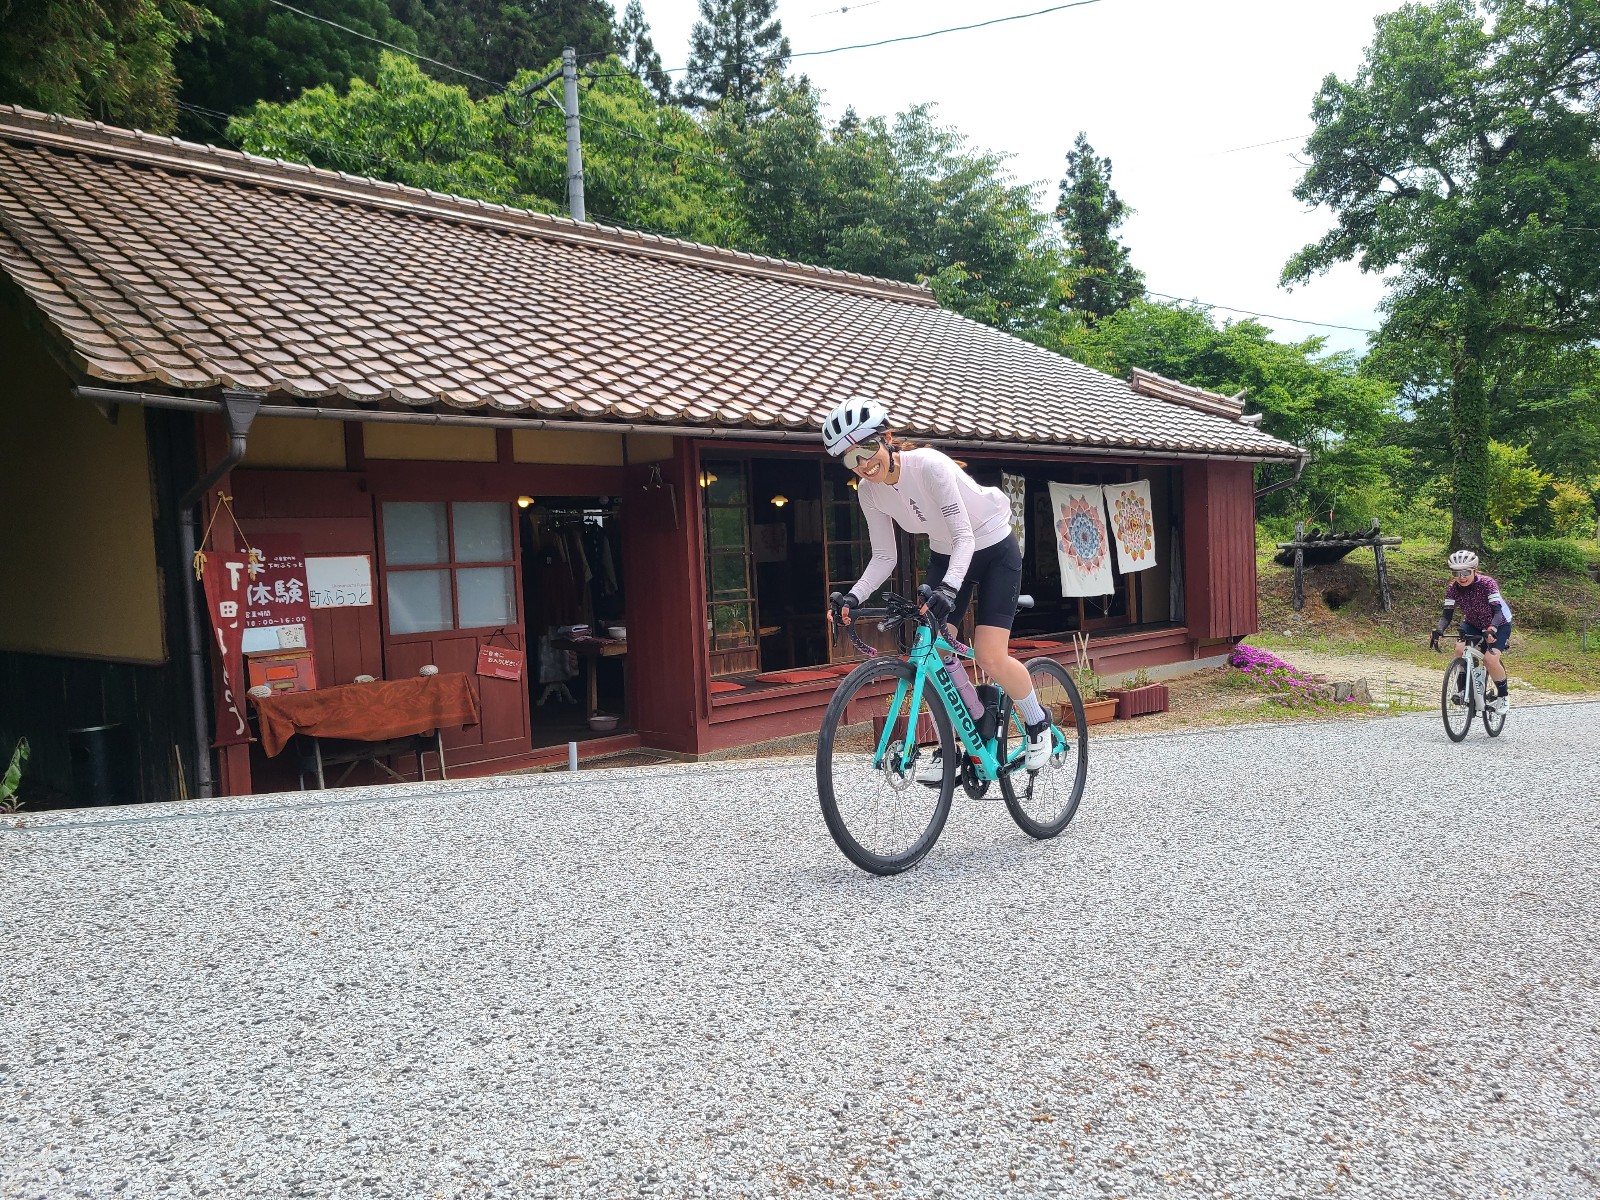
[1253,449,1309,500]
[175,390,263,799]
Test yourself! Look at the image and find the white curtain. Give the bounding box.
[1047,482,1115,597]
[1001,472,1028,557]
[1105,479,1158,573]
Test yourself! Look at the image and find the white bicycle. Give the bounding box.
[1439,631,1506,742]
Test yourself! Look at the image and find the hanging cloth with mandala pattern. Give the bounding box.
[1104,479,1158,573]
[1047,482,1115,597]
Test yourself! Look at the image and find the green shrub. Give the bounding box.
[1491,537,1592,587]
[1519,603,1572,632]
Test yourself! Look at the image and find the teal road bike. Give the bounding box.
[816,587,1089,875]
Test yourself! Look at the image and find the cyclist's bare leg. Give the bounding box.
[971,625,1034,706]
[1485,647,1507,683]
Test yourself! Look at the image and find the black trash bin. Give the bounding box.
[67,723,135,807]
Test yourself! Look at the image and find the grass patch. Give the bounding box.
[1255,537,1600,694]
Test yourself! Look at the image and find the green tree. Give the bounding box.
[1283,0,1600,551]
[408,0,617,96]
[228,52,747,244]
[174,0,416,132]
[618,0,671,104]
[1055,131,1143,322]
[1485,441,1553,535]
[717,77,1061,331]
[0,0,214,133]
[681,0,789,114]
[1053,299,1405,524]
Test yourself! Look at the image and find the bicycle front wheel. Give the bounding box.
[816,657,956,875]
[1440,658,1473,742]
[998,657,1088,839]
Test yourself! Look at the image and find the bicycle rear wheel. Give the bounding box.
[998,658,1088,839]
[1440,658,1473,742]
[816,657,956,875]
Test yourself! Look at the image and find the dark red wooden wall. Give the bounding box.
[1181,460,1259,641]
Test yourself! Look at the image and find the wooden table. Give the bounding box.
[251,672,479,789]
[553,638,628,720]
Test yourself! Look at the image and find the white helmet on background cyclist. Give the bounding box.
[1447,549,1479,572]
[821,397,891,457]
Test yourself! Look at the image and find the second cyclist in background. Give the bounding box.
[820,398,1054,770]
[1430,549,1514,713]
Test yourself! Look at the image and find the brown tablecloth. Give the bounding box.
[253,673,480,758]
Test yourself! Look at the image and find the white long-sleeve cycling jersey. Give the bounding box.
[848,447,1012,601]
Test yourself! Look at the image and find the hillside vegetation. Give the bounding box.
[1253,537,1600,694]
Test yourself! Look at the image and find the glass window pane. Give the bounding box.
[710,601,753,648]
[457,566,516,628]
[703,462,746,506]
[828,545,863,584]
[708,506,747,550]
[710,553,749,598]
[383,502,449,566]
[453,502,512,563]
[827,505,862,543]
[387,569,453,634]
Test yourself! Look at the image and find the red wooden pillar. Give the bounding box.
[618,437,704,754]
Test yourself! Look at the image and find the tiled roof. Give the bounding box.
[0,108,1300,460]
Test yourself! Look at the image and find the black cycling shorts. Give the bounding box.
[925,535,1024,632]
[1460,621,1511,652]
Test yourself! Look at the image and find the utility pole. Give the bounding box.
[561,47,586,223]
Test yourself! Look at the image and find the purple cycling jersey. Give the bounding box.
[1445,574,1513,630]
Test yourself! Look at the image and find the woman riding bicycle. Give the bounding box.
[821,398,1054,771]
[1430,549,1513,712]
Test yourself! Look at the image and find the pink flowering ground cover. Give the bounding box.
[1228,643,1358,710]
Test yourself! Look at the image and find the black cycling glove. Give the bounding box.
[923,583,958,625]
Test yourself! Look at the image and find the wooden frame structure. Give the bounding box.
[1276,519,1402,612]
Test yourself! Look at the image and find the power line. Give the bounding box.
[585,0,1115,78]
[265,0,500,87]
[1146,291,1377,333]
[790,0,1111,59]
[1212,133,1307,155]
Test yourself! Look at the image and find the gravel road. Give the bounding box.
[4,704,1598,1199]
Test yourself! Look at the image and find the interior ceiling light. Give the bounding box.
[771,494,789,507]
[699,470,718,488]
[516,495,534,508]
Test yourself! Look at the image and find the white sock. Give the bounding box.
[1016,689,1047,727]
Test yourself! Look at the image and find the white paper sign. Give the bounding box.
[306,555,374,609]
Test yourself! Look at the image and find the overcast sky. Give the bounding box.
[635,0,1400,356]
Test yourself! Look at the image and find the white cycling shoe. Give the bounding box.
[1024,721,1054,771]
[916,750,944,787]
[1489,691,1512,714]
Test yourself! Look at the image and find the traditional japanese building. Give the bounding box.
[0,107,1302,805]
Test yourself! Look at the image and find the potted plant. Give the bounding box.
[1106,667,1170,719]
[1,736,29,815]
[1068,634,1119,726]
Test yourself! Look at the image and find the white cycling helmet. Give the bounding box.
[821,397,891,457]
[1447,549,1479,571]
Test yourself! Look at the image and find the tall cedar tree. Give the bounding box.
[1,0,214,133]
[619,0,671,104]
[1055,131,1143,322]
[1284,0,1600,551]
[407,0,616,95]
[682,0,789,113]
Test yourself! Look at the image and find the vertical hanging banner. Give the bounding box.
[241,534,312,655]
[200,553,252,746]
[1105,479,1158,573]
[1048,482,1115,597]
[1001,472,1028,558]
